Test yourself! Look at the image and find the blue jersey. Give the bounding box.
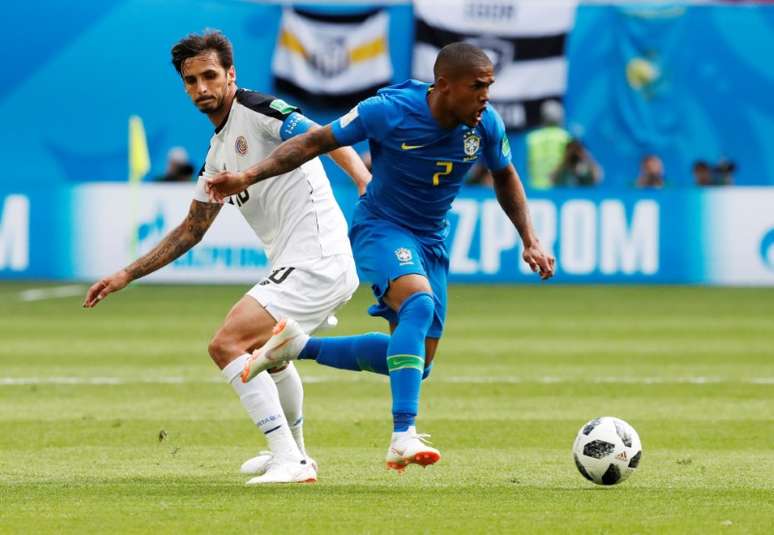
[331,79,512,238]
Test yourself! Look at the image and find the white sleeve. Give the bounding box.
[193,150,218,203]
[252,111,284,143]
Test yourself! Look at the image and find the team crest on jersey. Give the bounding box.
[463,131,481,161]
[235,136,248,155]
[395,247,413,265]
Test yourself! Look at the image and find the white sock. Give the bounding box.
[391,426,416,443]
[222,354,302,462]
[270,362,307,456]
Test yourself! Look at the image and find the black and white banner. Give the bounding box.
[272,8,393,107]
[413,0,578,130]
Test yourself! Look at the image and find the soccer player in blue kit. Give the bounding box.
[207,43,556,471]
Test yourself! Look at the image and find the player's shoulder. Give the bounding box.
[480,104,506,139]
[373,79,430,110]
[235,88,299,121]
[356,79,429,132]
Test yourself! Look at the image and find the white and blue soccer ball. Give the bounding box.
[572,416,642,486]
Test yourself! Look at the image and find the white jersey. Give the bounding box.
[194,89,352,267]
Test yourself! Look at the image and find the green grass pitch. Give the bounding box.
[1,282,772,534]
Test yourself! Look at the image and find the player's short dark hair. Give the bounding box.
[433,42,492,81]
[171,30,234,76]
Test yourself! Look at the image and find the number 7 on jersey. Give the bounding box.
[433,161,453,186]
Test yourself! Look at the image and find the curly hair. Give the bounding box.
[171,30,233,76]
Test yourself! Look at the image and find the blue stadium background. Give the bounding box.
[3,1,774,187]
[1,1,774,285]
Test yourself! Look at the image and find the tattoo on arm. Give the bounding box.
[247,126,340,184]
[125,201,221,281]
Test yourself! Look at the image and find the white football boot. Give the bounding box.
[242,318,308,383]
[385,429,441,471]
[240,451,318,476]
[240,451,273,475]
[245,458,317,485]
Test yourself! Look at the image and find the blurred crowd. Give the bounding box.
[466,100,736,190]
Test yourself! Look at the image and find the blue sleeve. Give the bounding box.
[482,108,512,172]
[330,96,389,146]
[280,112,316,141]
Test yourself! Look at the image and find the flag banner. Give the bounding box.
[128,115,150,183]
[272,8,393,107]
[412,0,578,130]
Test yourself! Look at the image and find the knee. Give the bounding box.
[208,333,238,368]
[398,292,434,331]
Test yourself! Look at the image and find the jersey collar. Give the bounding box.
[214,92,238,134]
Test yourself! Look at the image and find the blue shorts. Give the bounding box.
[349,204,449,338]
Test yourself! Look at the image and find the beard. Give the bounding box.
[196,96,222,114]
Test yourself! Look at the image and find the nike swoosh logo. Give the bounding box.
[400,142,425,150]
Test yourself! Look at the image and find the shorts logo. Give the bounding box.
[463,131,481,161]
[235,136,248,155]
[395,247,413,265]
[259,266,295,285]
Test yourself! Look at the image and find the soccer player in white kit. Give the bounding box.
[82,31,368,484]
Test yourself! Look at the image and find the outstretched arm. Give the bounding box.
[491,164,556,280]
[206,126,341,202]
[327,143,371,196]
[83,200,221,307]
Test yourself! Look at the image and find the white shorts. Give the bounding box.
[246,254,359,334]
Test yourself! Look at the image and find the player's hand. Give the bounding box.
[83,270,131,308]
[523,241,556,281]
[205,171,250,203]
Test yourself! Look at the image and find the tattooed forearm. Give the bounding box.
[246,126,340,184]
[124,201,221,281]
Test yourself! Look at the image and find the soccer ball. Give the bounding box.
[572,416,642,486]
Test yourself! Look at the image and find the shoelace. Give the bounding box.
[413,433,433,445]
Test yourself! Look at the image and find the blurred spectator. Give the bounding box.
[526,100,570,190]
[636,155,665,188]
[551,139,602,187]
[692,160,713,186]
[714,159,736,185]
[693,159,736,186]
[465,163,494,187]
[156,146,194,182]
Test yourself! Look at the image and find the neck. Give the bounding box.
[207,86,237,128]
[427,89,459,129]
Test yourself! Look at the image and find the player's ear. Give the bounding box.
[434,75,451,94]
[227,65,236,83]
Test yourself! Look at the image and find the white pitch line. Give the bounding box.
[18,285,85,302]
[750,377,774,384]
[0,376,771,386]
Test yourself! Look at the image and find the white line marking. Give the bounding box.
[749,377,774,384]
[18,285,85,302]
[0,376,771,386]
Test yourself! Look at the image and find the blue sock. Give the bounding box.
[388,292,434,432]
[298,333,390,375]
